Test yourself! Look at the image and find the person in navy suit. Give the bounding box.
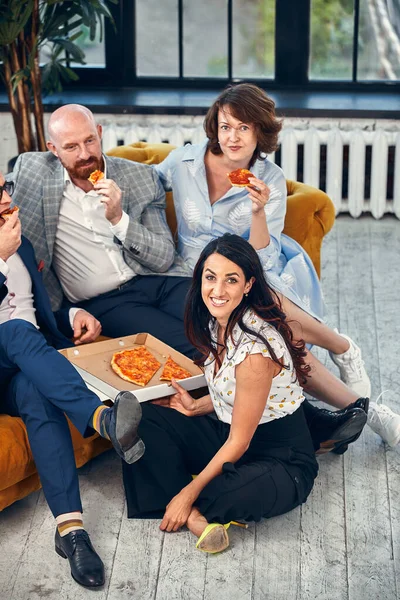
[0,173,143,588]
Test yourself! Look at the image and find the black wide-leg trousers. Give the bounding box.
[122,403,318,524]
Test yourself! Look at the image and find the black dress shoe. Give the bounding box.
[106,391,145,464]
[307,405,368,455]
[55,529,105,588]
[353,397,369,414]
[331,397,369,454]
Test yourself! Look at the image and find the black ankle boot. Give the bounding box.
[303,400,368,454]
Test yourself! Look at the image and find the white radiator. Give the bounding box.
[101,115,399,220]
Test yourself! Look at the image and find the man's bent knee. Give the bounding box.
[0,318,38,337]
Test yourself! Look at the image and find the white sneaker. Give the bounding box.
[329,332,371,398]
[367,401,400,447]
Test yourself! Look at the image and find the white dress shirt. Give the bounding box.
[0,253,80,330]
[52,169,134,303]
[0,254,38,327]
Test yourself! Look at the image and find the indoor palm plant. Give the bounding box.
[0,0,116,154]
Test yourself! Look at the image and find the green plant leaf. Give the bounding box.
[49,36,86,62]
[0,0,34,46]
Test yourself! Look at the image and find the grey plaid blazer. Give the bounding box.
[10,152,190,310]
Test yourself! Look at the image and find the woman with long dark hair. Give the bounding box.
[122,234,320,553]
[154,82,400,446]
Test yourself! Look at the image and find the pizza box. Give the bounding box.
[60,332,206,403]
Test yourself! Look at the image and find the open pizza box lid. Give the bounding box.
[60,333,206,403]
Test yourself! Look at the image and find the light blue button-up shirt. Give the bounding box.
[155,140,324,320]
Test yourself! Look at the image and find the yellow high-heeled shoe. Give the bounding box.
[195,521,248,554]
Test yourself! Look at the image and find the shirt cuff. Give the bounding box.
[69,307,82,329]
[110,211,130,243]
[0,258,10,277]
[257,244,276,270]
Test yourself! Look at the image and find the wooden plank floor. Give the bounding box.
[1,215,399,600]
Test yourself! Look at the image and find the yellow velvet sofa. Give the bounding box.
[0,141,335,513]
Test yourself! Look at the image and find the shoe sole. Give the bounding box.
[114,392,145,464]
[196,525,230,553]
[316,411,367,455]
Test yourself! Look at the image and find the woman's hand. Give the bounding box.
[151,379,197,416]
[247,177,270,214]
[160,487,195,532]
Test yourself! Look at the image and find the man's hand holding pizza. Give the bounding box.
[93,178,123,226]
[0,210,21,261]
[72,309,102,345]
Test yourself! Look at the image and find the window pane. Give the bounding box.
[136,0,179,76]
[309,0,354,80]
[232,0,275,78]
[39,22,105,68]
[71,23,105,67]
[358,0,400,80]
[183,0,227,77]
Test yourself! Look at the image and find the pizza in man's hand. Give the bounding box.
[159,356,193,382]
[111,346,161,386]
[227,168,253,187]
[1,206,19,221]
[88,170,105,185]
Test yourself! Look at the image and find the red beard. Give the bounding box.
[62,156,104,180]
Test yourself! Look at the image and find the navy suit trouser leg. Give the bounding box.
[4,373,83,516]
[78,275,197,358]
[0,319,103,516]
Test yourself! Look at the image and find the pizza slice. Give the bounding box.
[111,346,161,386]
[88,170,105,185]
[227,168,253,187]
[159,356,193,382]
[1,206,19,221]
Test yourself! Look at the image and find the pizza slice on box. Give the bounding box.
[111,346,161,386]
[227,168,253,187]
[159,356,193,382]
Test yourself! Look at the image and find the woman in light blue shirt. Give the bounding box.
[155,83,372,422]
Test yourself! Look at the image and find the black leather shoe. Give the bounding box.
[55,529,105,588]
[308,405,368,455]
[331,397,369,454]
[106,391,145,464]
[353,397,369,414]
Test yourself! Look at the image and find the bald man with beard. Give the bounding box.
[9,104,195,356]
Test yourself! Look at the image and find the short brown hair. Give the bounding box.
[203,83,282,165]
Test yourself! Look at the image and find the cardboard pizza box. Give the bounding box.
[60,333,206,403]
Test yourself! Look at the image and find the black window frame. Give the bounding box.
[62,0,400,93]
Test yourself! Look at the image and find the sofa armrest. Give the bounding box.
[283,180,335,278]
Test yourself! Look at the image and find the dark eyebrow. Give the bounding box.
[218,119,248,127]
[204,268,240,277]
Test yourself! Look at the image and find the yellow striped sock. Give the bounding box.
[56,512,84,537]
[91,405,110,440]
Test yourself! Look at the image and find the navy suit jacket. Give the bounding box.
[0,236,73,350]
